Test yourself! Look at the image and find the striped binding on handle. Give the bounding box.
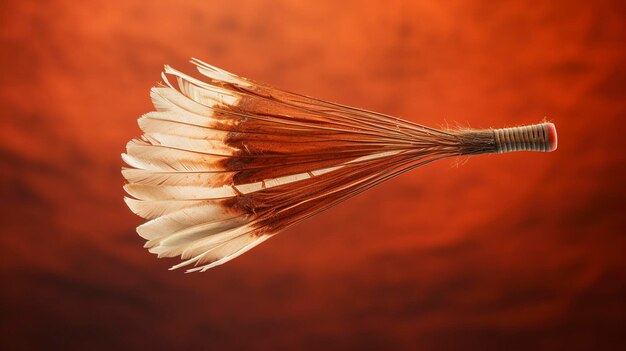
[493,122,558,153]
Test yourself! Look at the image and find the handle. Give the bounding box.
[493,122,558,153]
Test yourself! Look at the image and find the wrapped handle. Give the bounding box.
[493,122,558,153]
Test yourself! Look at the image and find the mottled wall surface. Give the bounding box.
[1,0,625,350]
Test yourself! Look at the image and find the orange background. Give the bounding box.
[1,0,625,349]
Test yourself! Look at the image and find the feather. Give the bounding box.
[135,202,242,240]
[123,197,208,219]
[137,114,229,140]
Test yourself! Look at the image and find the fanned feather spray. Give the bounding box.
[122,58,558,272]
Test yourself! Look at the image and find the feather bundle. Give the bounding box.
[122,58,557,272]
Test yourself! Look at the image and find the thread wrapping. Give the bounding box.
[493,123,551,153]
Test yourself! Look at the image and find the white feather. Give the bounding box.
[164,65,241,107]
[158,218,251,249]
[148,219,253,258]
[145,133,237,156]
[124,197,209,220]
[124,140,226,171]
[167,232,255,270]
[190,57,253,87]
[179,224,256,258]
[124,183,239,201]
[150,87,218,117]
[138,113,230,137]
[122,168,233,187]
[136,203,240,240]
[185,234,271,272]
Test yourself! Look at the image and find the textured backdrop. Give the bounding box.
[1,0,625,350]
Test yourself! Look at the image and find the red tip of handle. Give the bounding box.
[546,123,558,151]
